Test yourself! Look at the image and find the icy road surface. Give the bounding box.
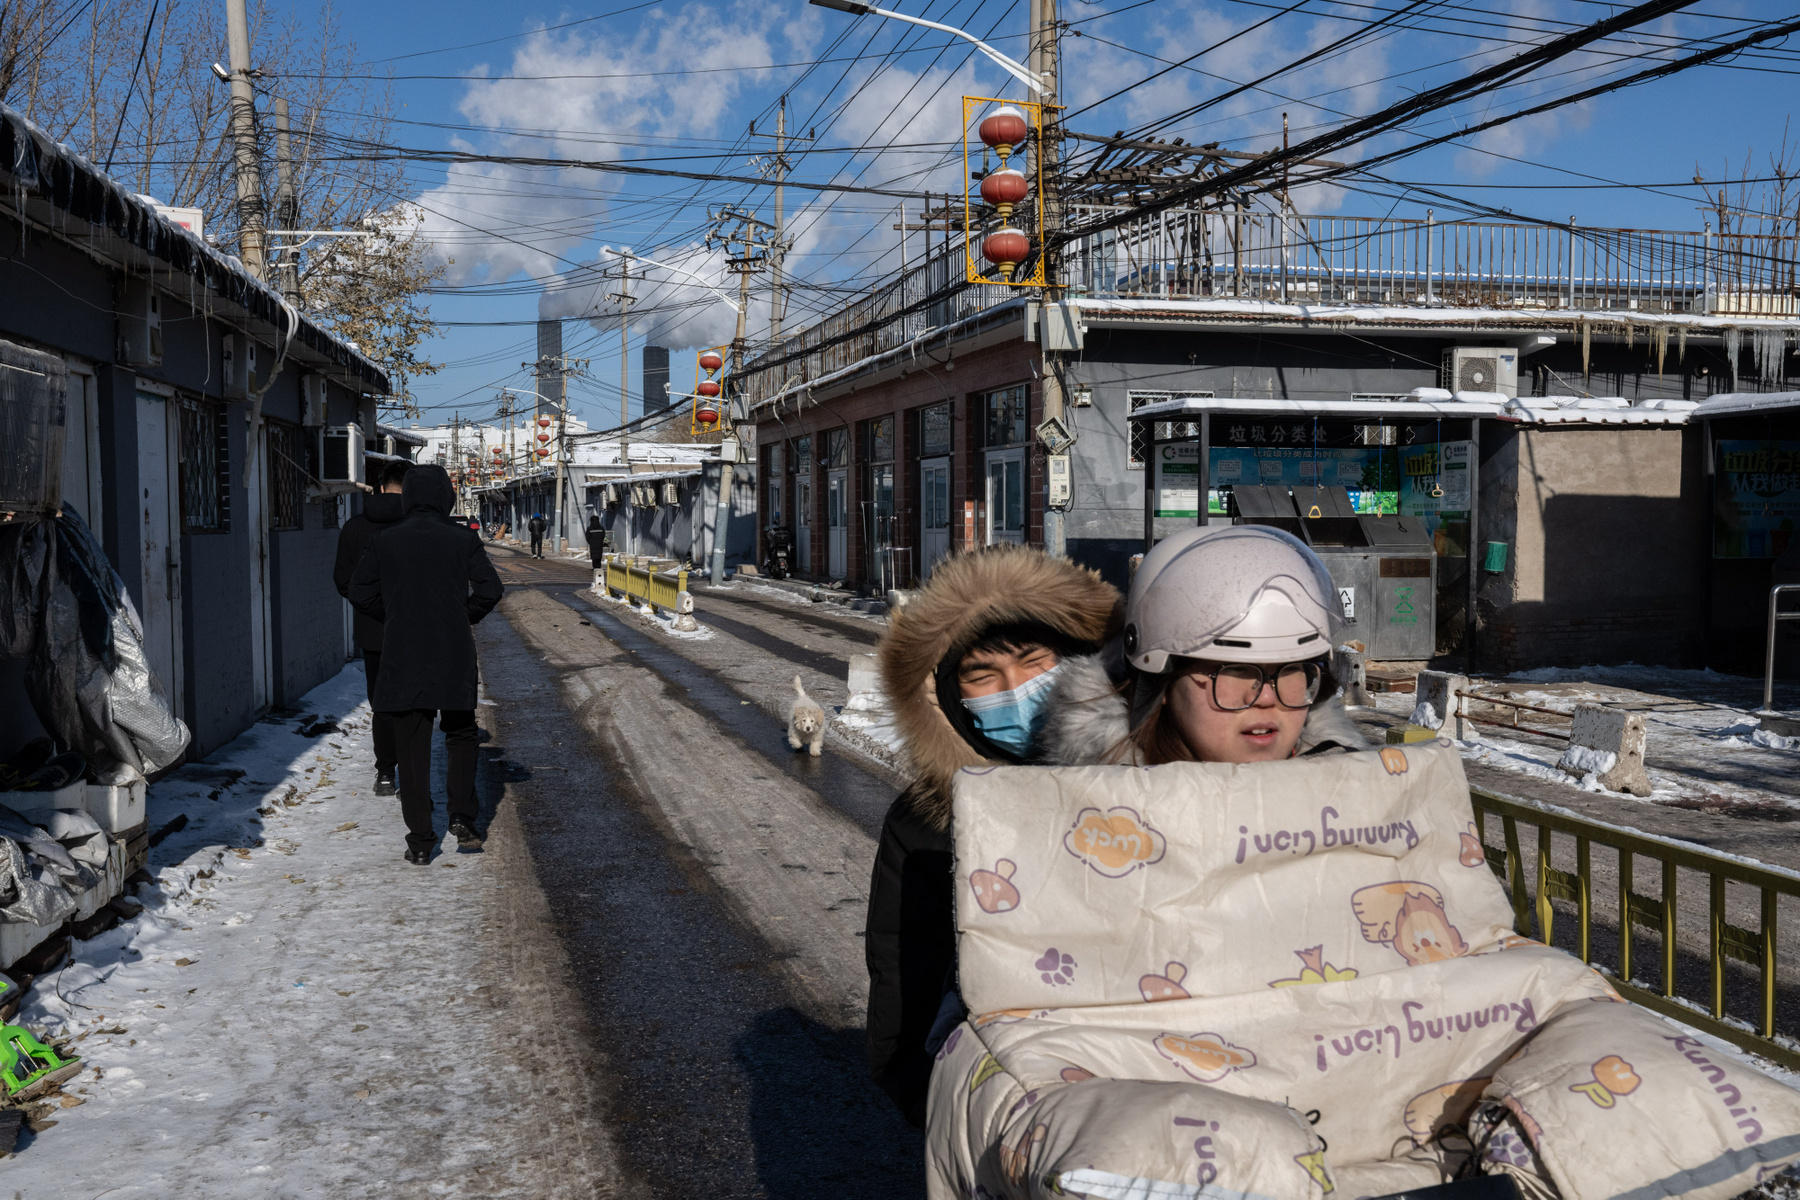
[6,668,621,1197]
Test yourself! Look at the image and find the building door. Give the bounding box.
[920,456,950,577]
[827,469,848,579]
[794,477,812,574]
[984,449,1025,545]
[135,390,184,715]
[864,462,895,591]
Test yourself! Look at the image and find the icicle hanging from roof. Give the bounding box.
[1754,328,1788,386]
[1677,325,1687,366]
[1723,326,1742,391]
[1652,325,1669,377]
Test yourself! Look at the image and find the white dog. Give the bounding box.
[787,675,826,757]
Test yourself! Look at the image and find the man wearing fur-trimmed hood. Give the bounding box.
[866,545,1122,1125]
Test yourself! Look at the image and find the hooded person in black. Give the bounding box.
[527,512,548,558]
[349,464,504,862]
[332,459,411,795]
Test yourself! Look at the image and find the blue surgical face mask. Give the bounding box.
[962,663,1063,757]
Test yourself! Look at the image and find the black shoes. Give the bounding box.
[373,770,397,797]
[449,818,483,849]
[404,847,430,865]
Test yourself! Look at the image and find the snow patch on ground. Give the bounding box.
[1372,665,1800,810]
[835,690,906,756]
[0,667,552,1193]
[590,581,715,640]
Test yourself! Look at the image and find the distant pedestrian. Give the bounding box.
[349,465,504,864]
[584,510,608,563]
[528,512,548,558]
[332,459,411,797]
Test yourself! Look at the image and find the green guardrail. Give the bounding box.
[1472,786,1800,1070]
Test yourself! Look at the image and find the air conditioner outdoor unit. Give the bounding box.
[604,484,619,505]
[300,375,328,427]
[1442,347,1518,397]
[662,481,679,505]
[222,333,259,399]
[320,423,366,485]
[119,281,163,367]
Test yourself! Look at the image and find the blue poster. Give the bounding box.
[1715,439,1800,559]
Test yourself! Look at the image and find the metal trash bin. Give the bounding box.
[1231,485,1435,660]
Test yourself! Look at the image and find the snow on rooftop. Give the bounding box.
[1073,296,1800,332]
[1690,391,1800,418]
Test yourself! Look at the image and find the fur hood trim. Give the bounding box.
[1040,651,1375,765]
[880,546,1122,830]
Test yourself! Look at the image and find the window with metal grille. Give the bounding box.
[178,396,229,532]
[1127,391,1212,468]
[267,419,308,531]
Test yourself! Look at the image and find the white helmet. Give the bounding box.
[1124,526,1343,672]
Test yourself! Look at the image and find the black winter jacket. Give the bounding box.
[348,465,504,711]
[527,516,548,536]
[332,491,406,651]
[864,785,957,1126]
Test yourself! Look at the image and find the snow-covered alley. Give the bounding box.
[3,667,621,1198]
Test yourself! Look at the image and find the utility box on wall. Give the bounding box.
[320,424,365,485]
[300,375,328,427]
[118,281,163,367]
[222,333,259,399]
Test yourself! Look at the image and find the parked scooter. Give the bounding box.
[763,525,795,580]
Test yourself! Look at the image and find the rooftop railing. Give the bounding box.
[741,206,1800,409]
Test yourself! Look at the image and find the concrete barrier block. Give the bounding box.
[1556,704,1651,796]
[675,590,695,615]
[1337,647,1375,708]
[1411,671,1469,737]
[847,653,881,700]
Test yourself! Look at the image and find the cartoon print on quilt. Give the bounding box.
[926,743,1800,1200]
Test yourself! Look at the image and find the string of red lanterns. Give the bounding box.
[977,105,1031,275]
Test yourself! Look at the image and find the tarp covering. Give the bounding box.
[0,507,189,781]
[929,744,1800,1200]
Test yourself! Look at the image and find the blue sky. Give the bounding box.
[282,0,1800,428]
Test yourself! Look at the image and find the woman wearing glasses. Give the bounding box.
[1043,524,1370,767]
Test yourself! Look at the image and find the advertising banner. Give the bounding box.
[1154,444,1400,519]
[1714,439,1800,559]
[1398,440,1473,557]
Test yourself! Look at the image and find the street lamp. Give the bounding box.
[808,0,1046,95]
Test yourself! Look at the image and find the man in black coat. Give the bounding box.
[349,465,505,863]
[527,512,548,558]
[332,459,411,796]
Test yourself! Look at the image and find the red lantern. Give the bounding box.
[982,228,1031,273]
[699,351,724,373]
[536,447,550,459]
[696,404,721,426]
[696,379,722,398]
[979,105,1028,161]
[536,415,552,429]
[537,431,551,444]
[979,168,1028,223]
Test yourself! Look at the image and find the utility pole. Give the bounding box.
[1029,0,1069,557]
[750,98,814,353]
[273,97,300,303]
[608,252,635,557]
[224,0,266,280]
[704,209,775,582]
[607,250,634,474]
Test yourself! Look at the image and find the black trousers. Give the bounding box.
[362,651,396,773]
[530,534,544,556]
[388,708,478,852]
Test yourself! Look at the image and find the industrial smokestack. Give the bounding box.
[536,319,565,410]
[643,345,670,412]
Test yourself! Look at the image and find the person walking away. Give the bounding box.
[1036,524,1368,767]
[349,465,504,863]
[527,512,548,558]
[332,459,411,796]
[866,544,1122,1126]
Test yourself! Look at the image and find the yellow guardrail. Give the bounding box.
[603,554,687,615]
[1471,786,1800,1070]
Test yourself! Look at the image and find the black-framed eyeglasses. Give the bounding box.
[1182,661,1325,711]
